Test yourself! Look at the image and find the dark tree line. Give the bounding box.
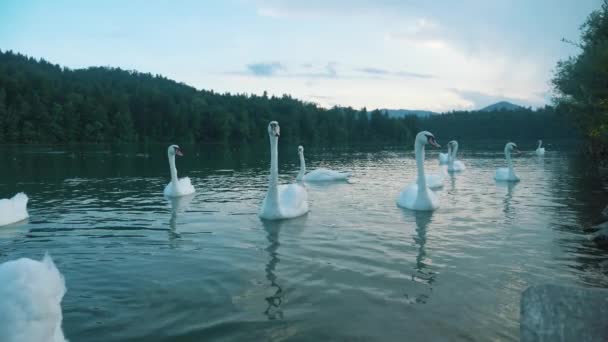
[0,50,417,145]
[417,106,573,141]
[0,49,575,146]
[553,0,608,157]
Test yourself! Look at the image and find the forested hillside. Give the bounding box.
[0,50,417,145]
[0,50,574,146]
[417,106,572,141]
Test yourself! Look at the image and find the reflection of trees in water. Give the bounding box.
[561,152,608,222]
[548,153,608,286]
[404,210,436,304]
[262,220,284,320]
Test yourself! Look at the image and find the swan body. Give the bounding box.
[398,131,441,211]
[438,143,451,165]
[0,254,67,342]
[296,146,350,182]
[302,168,350,182]
[0,193,29,227]
[495,142,520,182]
[535,140,545,156]
[447,140,466,172]
[260,122,309,220]
[163,145,195,197]
[423,174,444,189]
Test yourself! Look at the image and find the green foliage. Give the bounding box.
[553,0,608,154]
[0,50,418,145]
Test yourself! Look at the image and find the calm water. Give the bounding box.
[1,140,607,341]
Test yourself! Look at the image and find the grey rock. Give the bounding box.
[592,224,608,247]
[521,284,608,342]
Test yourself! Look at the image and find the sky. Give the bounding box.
[0,0,602,111]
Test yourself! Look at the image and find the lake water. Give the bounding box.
[1,140,607,341]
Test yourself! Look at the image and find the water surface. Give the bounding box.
[0,140,607,341]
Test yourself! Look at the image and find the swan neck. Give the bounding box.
[297,152,305,181]
[268,136,279,203]
[415,141,427,189]
[449,144,458,167]
[506,148,514,172]
[169,153,178,184]
[538,141,542,148]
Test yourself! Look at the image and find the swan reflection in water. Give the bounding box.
[167,194,194,240]
[261,220,284,320]
[496,181,518,222]
[401,210,436,304]
[448,173,457,195]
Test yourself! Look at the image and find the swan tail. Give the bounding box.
[42,253,67,300]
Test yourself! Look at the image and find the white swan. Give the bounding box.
[0,193,29,227]
[535,140,545,156]
[438,143,451,165]
[259,121,309,220]
[398,131,441,211]
[447,140,466,172]
[0,254,67,342]
[495,142,520,182]
[296,146,350,182]
[163,145,195,197]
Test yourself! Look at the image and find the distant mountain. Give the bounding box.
[480,101,523,112]
[381,109,438,118]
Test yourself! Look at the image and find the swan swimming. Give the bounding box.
[398,131,441,211]
[438,143,451,165]
[296,146,350,182]
[535,140,545,156]
[495,142,520,182]
[163,145,195,197]
[259,121,309,220]
[447,140,466,172]
[0,254,67,342]
[0,192,29,227]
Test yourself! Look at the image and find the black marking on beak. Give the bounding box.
[426,134,440,148]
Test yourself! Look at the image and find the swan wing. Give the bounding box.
[495,167,519,181]
[278,183,309,218]
[303,168,350,182]
[397,183,418,209]
[164,177,196,197]
[0,193,29,227]
[448,160,466,172]
[438,153,448,165]
[0,254,67,342]
[397,183,439,211]
[424,174,444,189]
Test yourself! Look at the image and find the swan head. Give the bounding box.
[505,142,519,154]
[268,121,280,138]
[416,131,440,148]
[449,140,458,149]
[168,145,183,157]
[298,145,304,155]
